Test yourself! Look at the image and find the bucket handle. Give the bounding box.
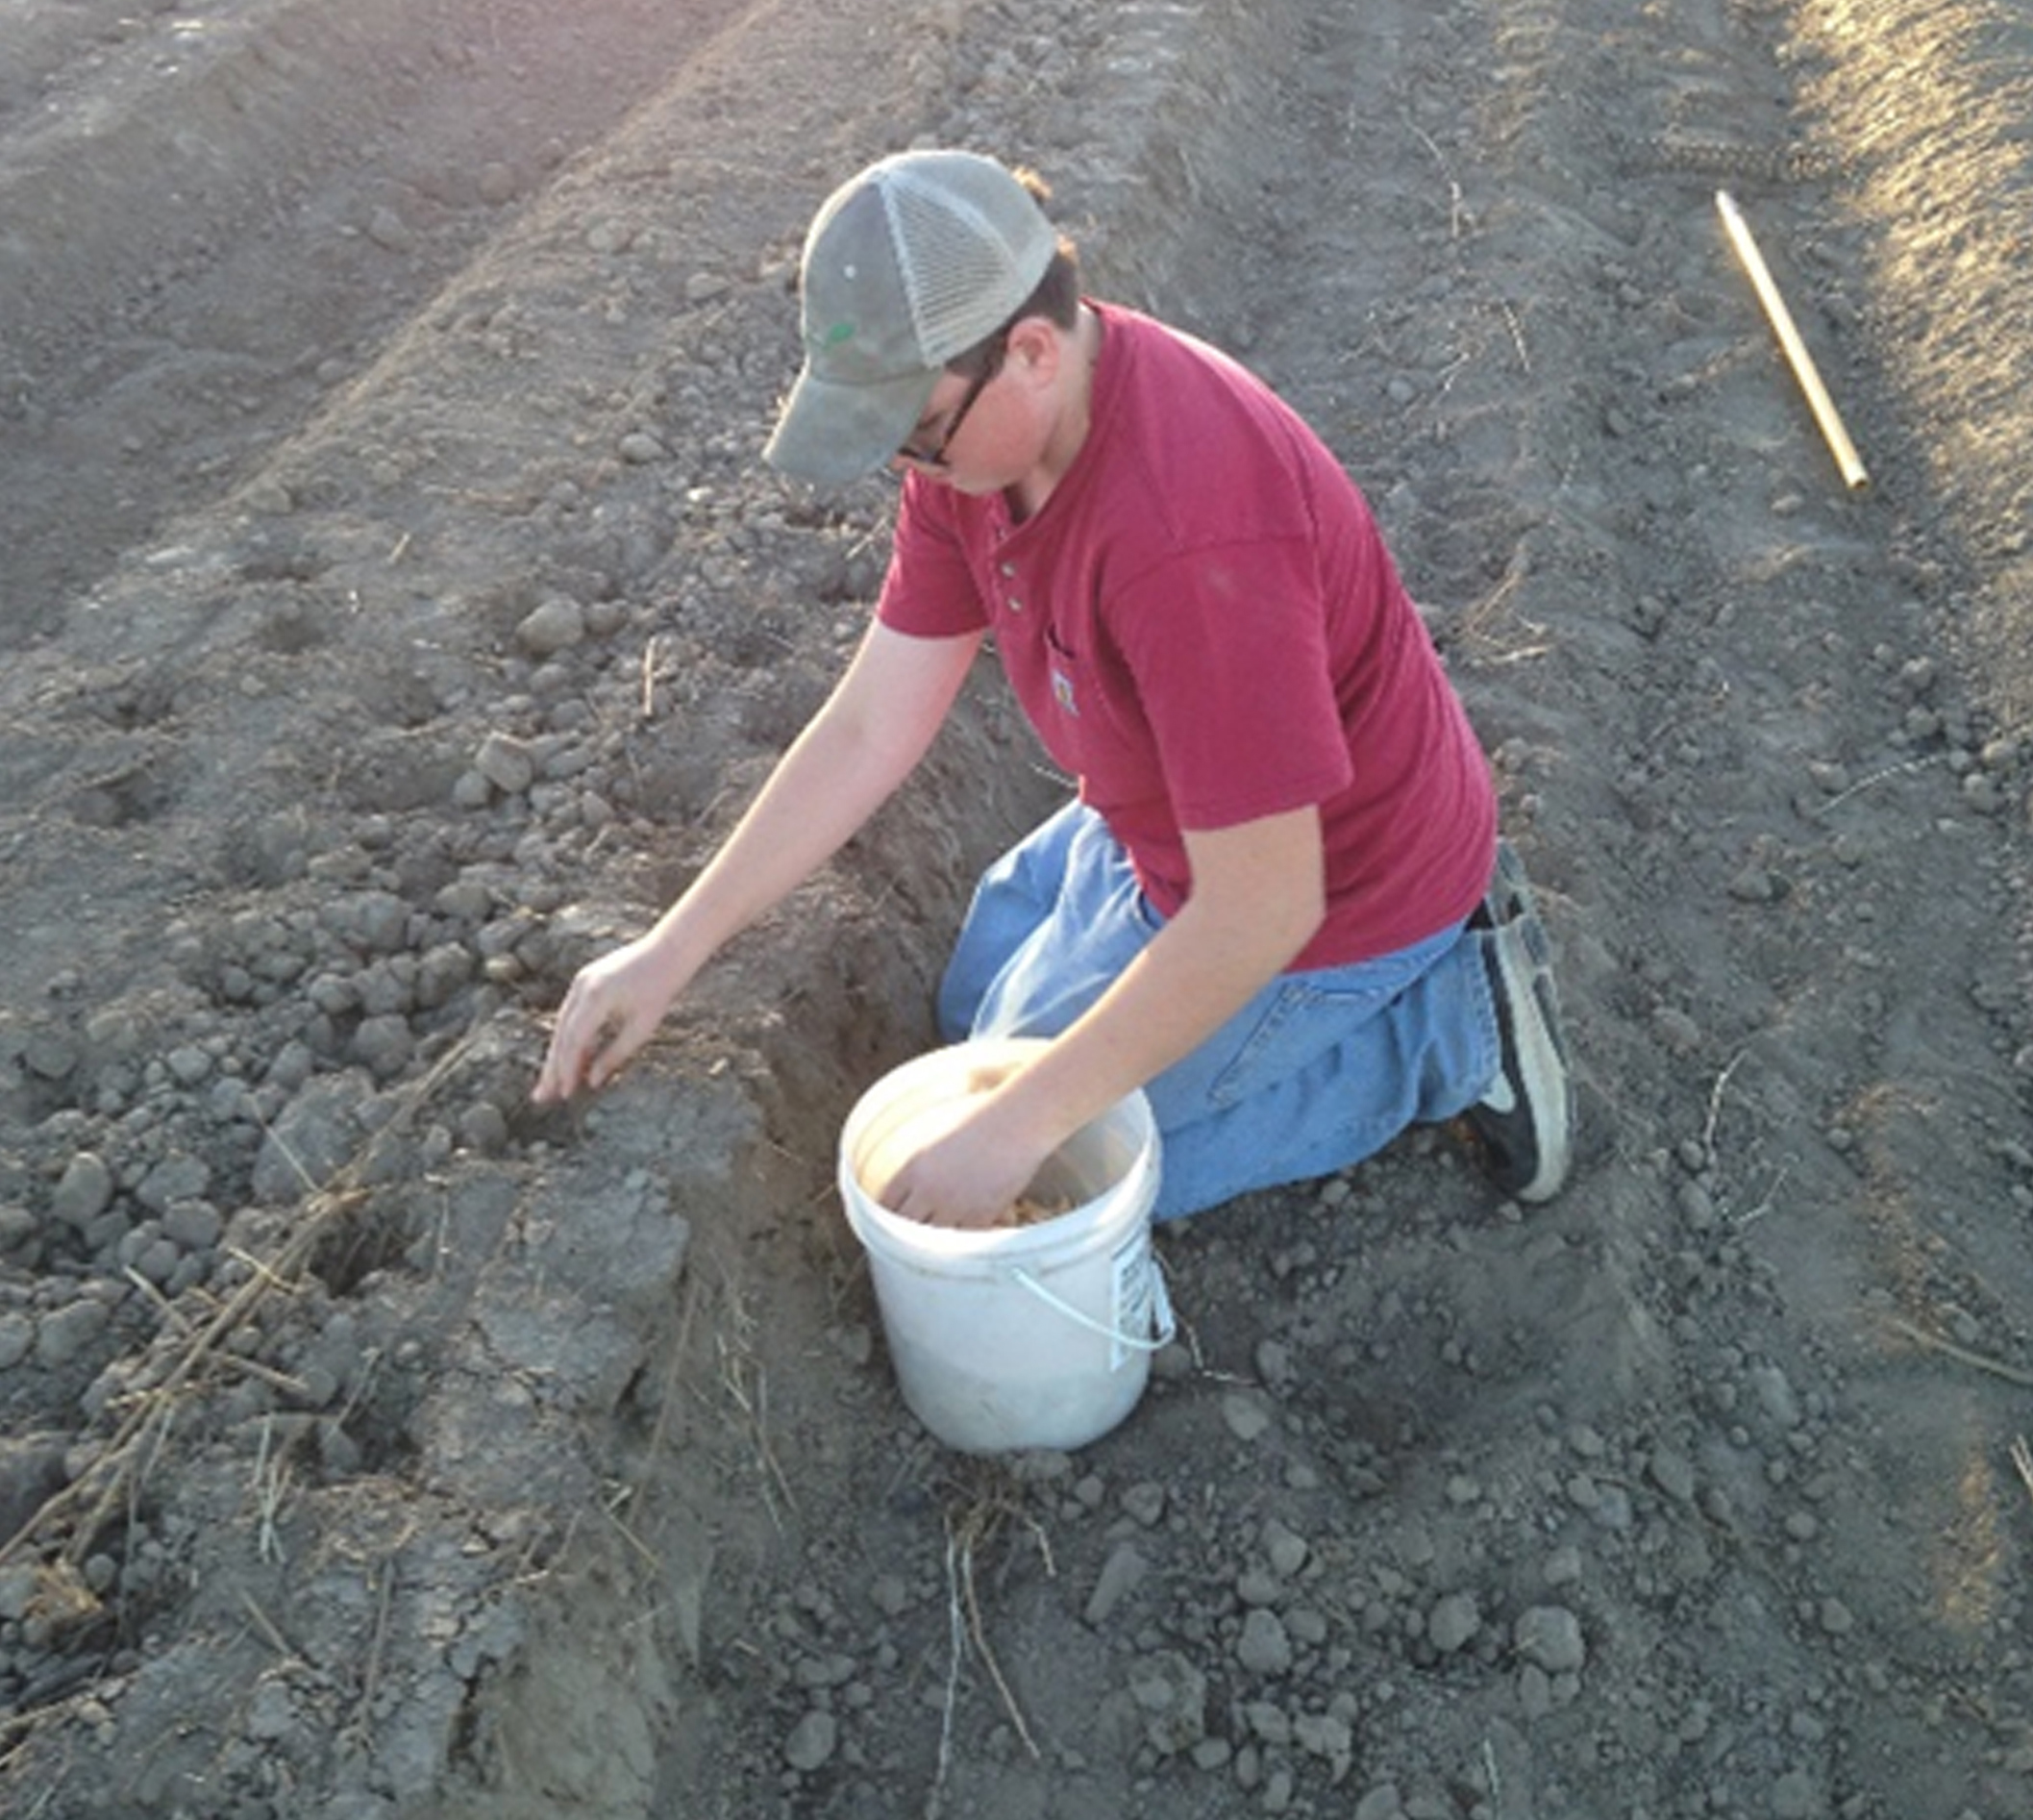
[1009,1258,1177,1355]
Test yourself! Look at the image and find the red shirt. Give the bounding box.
[878,303,1496,968]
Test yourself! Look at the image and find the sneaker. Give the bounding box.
[1464,846,1574,1203]
[1479,835,1538,929]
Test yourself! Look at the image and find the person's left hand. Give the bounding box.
[871,1097,1054,1231]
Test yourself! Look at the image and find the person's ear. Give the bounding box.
[1004,315,1060,384]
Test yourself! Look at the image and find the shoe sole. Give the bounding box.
[1484,912,1574,1202]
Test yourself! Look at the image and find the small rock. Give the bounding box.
[1293,1709,1352,1772]
[161,1200,224,1252]
[346,889,411,955]
[1262,1518,1309,1578]
[23,1029,80,1081]
[1221,1390,1274,1442]
[255,1074,369,1203]
[352,1015,414,1082]
[136,1153,211,1214]
[1961,772,2003,814]
[1254,1337,1294,1387]
[1897,654,1937,695]
[1590,1483,1634,1531]
[434,879,494,925]
[1513,1605,1586,1674]
[1749,1362,1802,1429]
[129,1235,180,1284]
[869,1575,908,1617]
[1353,1783,1405,1820]
[1128,1652,1206,1755]
[516,596,586,657]
[782,1708,836,1772]
[1236,1565,1281,1608]
[1236,1608,1293,1677]
[1084,1542,1147,1627]
[475,733,536,795]
[1121,1481,1167,1527]
[1676,1179,1717,1228]
[584,598,631,638]
[366,207,417,253]
[1727,865,1776,904]
[457,1104,510,1155]
[1648,1446,1697,1505]
[1427,1591,1481,1655]
[1008,1450,1072,1483]
[1242,1699,1292,1746]
[793,1652,855,1691]
[0,1563,39,1623]
[52,1154,116,1228]
[36,1298,112,1369]
[1772,1767,1822,1818]
[245,1675,301,1743]
[165,1044,212,1085]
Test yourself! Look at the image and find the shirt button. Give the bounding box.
[1007,596,1024,612]
[1000,561,1017,578]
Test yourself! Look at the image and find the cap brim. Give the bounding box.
[763,362,940,486]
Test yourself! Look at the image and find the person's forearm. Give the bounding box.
[645,711,914,970]
[989,890,1314,1159]
[535,622,980,1106]
[864,807,1326,1226]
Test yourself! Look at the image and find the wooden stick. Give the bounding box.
[1716,189,1870,491]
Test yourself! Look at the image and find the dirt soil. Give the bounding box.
[5,1,2033,1816]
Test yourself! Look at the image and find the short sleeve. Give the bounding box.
[876,481,991,638]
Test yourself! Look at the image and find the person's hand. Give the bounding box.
[533,933,688,1103]
[872,1095,1057,1231]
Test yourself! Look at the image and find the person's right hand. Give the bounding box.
[532,933,687,1104]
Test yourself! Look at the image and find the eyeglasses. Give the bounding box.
[896,338,1006,468]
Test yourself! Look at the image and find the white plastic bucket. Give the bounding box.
[837,1037,1172,1454]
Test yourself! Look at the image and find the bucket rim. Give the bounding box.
[838,1036,1157,1260]
[839,1137,1158,1263]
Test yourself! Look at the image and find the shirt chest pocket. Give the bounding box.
[1042,624,1087,726]
[1032,625,1161,807]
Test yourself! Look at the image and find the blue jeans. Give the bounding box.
[937,802,1500,1220]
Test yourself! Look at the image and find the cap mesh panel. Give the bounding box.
[886,175,1047,363]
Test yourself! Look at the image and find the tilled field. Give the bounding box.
[5,1,2033,1817]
